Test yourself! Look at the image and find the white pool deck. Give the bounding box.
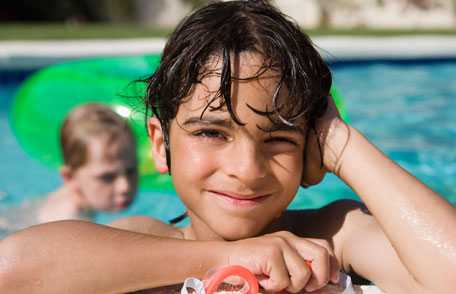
[1,36,456,69]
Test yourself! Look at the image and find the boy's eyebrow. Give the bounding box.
[182,116,233,128]
[258,123,302,134]
[182,116,303,134]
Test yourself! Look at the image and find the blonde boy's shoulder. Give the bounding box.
[109,216,183,239]
[38,189,88,223]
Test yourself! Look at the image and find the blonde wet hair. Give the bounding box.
[60,103,135,169]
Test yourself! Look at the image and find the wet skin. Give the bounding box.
[164,52,306,241]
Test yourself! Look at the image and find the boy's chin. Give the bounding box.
[212,218,266,241]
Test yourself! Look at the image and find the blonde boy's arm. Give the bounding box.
[334,126,456,293]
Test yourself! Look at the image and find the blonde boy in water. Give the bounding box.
[38,103,138,222]
[0,1,455,294]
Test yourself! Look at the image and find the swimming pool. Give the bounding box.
[1,60,455,237]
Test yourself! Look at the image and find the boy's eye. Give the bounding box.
[98,173,116,183]
[193,129,226,140]
[264,137,299,153]
[126,167,137,177]
[265,137,298,146]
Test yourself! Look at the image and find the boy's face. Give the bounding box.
[70,137,138,212]
[155,52,305,240]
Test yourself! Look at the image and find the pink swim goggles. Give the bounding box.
[181,265,259,294]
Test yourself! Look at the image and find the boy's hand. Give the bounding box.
[226,231,340,293]
[301,95,350,187]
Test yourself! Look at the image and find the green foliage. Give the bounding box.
[182,0,208,9]
[2,23,456,40]
[0,23,172,40]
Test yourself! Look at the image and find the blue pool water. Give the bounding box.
[0,61,455,237]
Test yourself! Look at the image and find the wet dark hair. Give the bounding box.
[145,0,331,170]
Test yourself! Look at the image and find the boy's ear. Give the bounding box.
[147,117,169,174]
[60,165,73,183]
[60,165,80,192]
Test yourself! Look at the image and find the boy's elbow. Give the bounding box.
[417,247,456,293]
[403,261,456,294]
[429,267,456,294]
[0,237,19,293]
[0,235,36,293]
[0,261,17,293]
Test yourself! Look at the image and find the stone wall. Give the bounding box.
[321,0,456,28]
[132,0,456,29]
[133,0,192,27]
[274,0,321,28]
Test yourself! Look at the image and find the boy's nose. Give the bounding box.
[115,174,132,194]
[223,139,268,184]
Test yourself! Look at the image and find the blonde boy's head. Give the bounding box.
[60,103,135,170]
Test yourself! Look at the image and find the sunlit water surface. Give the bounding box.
[0,61,455,238]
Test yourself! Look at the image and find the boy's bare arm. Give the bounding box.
[0,220,337,293]
[331,125,456,293]
[109,216,182,238]
[0,221,222,294]
[321,200,419,293]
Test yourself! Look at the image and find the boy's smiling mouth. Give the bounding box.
[208,190,271,208]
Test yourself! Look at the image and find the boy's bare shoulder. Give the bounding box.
[109,216,183,239]
[282,199,377,274]
[281,199,373,240]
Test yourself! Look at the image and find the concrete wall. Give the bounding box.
[274,0,321,28]
[134,0,192,27]
[325,0,456,28]
[131,0,456,29]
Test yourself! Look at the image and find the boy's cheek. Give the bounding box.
[172,146,216,177]
[272,152,303,173]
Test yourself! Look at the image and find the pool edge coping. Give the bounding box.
[2,35,456,69]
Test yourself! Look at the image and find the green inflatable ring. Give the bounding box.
[11,55,348,191]
[11,55,174,191]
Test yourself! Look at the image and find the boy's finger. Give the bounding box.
[264,233,339,291]
[289,239,332,292]
[281,242,312,292]
[257,247,291,292]
[330,254,341,284]
[305,238,341,284]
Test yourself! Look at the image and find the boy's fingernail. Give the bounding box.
[305,285,316,292]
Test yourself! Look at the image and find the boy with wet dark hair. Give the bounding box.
[0,1,455,293]
[147,0,331,173]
